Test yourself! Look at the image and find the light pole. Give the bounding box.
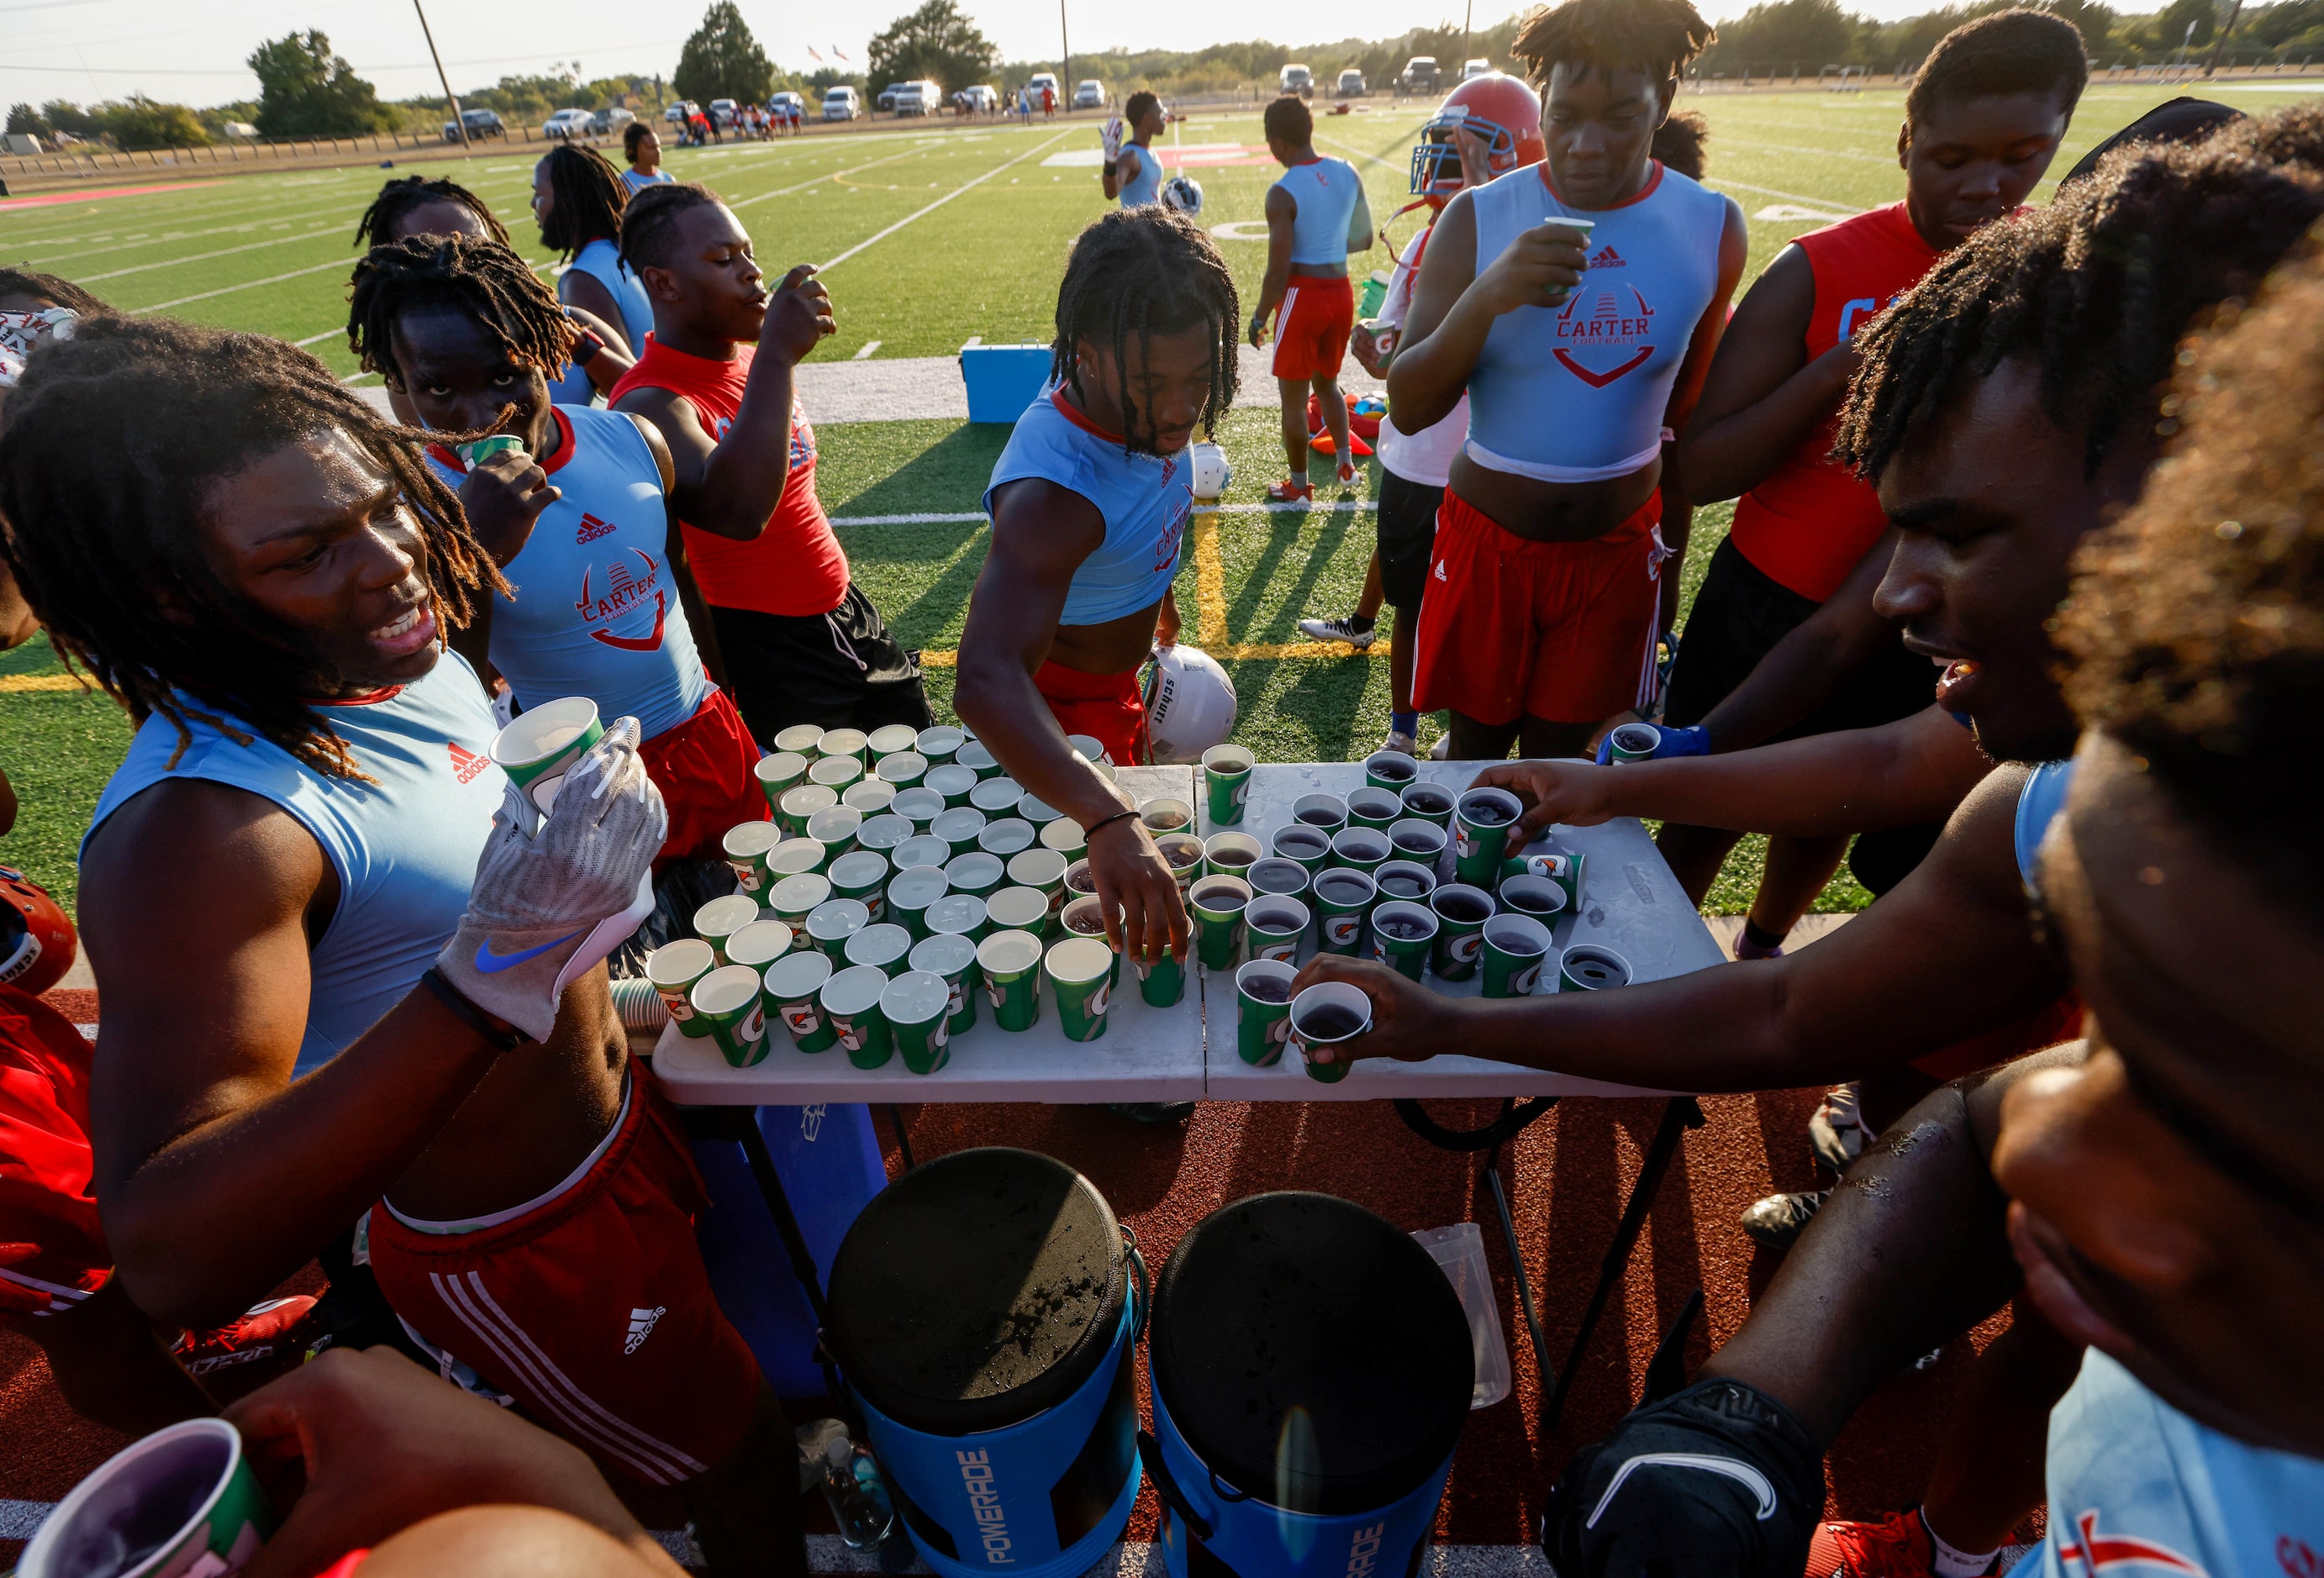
[1060,0,1071,112]
[1461,0,1473,73]
[414,0,468,148]
[2205,0,2247,76]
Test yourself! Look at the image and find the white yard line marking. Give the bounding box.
[129,255,356,312]
[730,145,925,208]
[818,129,1072,273]
[827,499,1380,527]
[1705,177,1865,214]
[77,224,339,282]
[853,340,882,359]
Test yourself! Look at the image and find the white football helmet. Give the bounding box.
[1143,644,1237,764]
[1161,175,1204,216]
[1188,439,1232,500]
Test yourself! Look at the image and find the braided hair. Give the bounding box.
[0,318,503,778]
[619,181,722,276]
[1511,0,1714,95]
[1834,129,2324,486]
[0,267,108,314]
[535,142,630,260]
[352,175,511,250]
[1051,208,1240,454]
[348,234,577,387]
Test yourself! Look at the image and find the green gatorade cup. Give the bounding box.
[931,807,988,859]
[1058,895,1121,989]
[867,723,921,762]
[818,728,869,766]
[887,865,950,940]
[1136,948,1187,1007]
[693,894,761,964]
[1017,793,1066,831]
[16,1418,276,1578]
[883,970,954,1075]
[1140,797,1194,838]
[909,931,981,1035]
[1288,981,1373,1084]
[1245,894,1310,965]
[970,776,1025,817]
[1363,750,1420,793]
[978,928,1045,1032]
[723,918,794,973]
[843,780,899,816]
[1045,936,1115,1043]
[768,871,831,930]
[805,805,863,861]
[804,897,871,962]
[1233,959,1298,1066]
[646,938,718,1038]
[1156,833,1206,891]
[1290,792,1349,835]
[1427,883,1495,981]
[754,751,809,811]
[1558,944,1631,993]
[978,817,1037,859]
[491,696,603,818]
[1497,874,1568,927]
[945,851,1007,902]
[926,764,980,809]
[925,892,991,948]
[893,834,952,874]
[819,964,893,1069]
[722,819,783,897]
[763,950,837,1053]
[842,922,914,977]
[1398,780,1457,829]
[915,725,965,765]
[1452,787,1524,888]
[956,739,1001,779]
[1270,823,1332,876]
[1373,859,1437,906]
[1190,874,1252,973]
[777,782,835,840]
[1202,744,1254,826]
[808,754,863,792]
[1040,816,1087,858]
[1310,867,1378,956]
[826,849,892,923]
[1329,826,1392,879]
[772,723,825,757]
[983,884,1050,937]
[1006,848,1070,923]
[877,750,928,791]
[1481,913,1554,999]
[691,964,769,1068]
[1203,831,1262,881]
[892,786,946,828]
[1369,900,1436,981]
[856,813,914,858]
[458,434,527,467]
[1346,786,1403,833]
[767,836,830,881]
[1606,723,1663,763]
[1247,855,1310,901]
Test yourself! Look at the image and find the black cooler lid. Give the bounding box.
[1151,1192,1473,1517]
[827,1147,1125,1434]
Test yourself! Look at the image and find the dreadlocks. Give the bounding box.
[1834,128,2324,487]
[348,234,577,387]
[0,317,503,778]
[1511,0,1714,95]
[619,181,722,276]
[535,143,630,260]
[352,175,510,250]
[0,267,108,314]
[1051,207,1240,454]
[2058,241,2324,921]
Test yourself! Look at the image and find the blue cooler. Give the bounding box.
[826,1148,1145,1578]
[1142,1193,1473,1578]
[960,343,1052,423]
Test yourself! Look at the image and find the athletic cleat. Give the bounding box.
[1266,478,1314,503]
[172,1294,319,1382]
[1379,729,1419,757]
[1429,733,1451,760]
[1805,1507,2013,1577]
[1296,614,1376,651]
[1336,458,1361,487]
[1740,1188,1829,1250]
[1811,1081,1872,1173]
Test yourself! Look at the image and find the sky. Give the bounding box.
[4,0,2174,113]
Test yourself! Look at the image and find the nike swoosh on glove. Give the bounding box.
[1594,723,1711,765]
[1540,1377,1823,1578]
[435,715,668,1042]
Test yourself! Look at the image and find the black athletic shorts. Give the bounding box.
[1665,536,1941,897]
[710,581,934,745]
[1377,468,1444,611]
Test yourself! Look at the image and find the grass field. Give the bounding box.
[5,80,2320,918]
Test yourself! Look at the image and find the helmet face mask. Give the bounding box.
[1408,74,1546,203]
[1161,175,1204,216]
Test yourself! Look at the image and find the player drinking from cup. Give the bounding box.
[0,319,804,1575]
[1102,91,1167,208]
[1659,11,2088,963]
[1247,94,1373,502]
[956,207,1241,970]
[1388,0,1745,763]
[610,183,932,741]
[346,234,770,865]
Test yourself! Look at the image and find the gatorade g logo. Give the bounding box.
[1345,1522,1389,1578]
[1325,915,1361,946]
[1260,941,1297,963]
[834,1016,863,1052]
[1087,981,1109,1018]
[740,1003,765,1042]
[661,986,696,1022]
[1511,964,1540,994]
[1233,780,1250,805]
[863,896,885,923]
[931,1018,950,1049]
[1451,933,1483,963]
[1456,832,1479,858]
[946,981,967,1017]
[782,1004,820,1036]
[731,861,765,895]
[956,1450,1013,1564]
[986,976,1009,1011]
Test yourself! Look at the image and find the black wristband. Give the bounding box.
[421,965,530,1050]
[1085,807,1141,840]
[572,330,604,366]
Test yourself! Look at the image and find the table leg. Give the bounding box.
[713,1105,833,1329]
[887,1103,917,1173]
[1544,1096,1705,1429]
[1482,1143,1555,1426]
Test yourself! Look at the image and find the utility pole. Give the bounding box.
[1059,0,1070,109]
[414,0,468,148]
[2205,0,2246,76]
[1461,0,1473,72]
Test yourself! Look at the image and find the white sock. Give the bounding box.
[1923,1509,2001,1578]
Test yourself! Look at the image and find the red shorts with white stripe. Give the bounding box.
[366,1068,761,1487]
[1411,487,1668,728]
[640,686,767,869]
[0,984,109,1328]
[1271,273,1355,381]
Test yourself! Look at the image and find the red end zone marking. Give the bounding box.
[0,179,226,211]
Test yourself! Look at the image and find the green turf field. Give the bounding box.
[5,82,2320,918]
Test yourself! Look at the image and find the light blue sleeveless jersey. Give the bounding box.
[1117,143,1163,208]
[1464,160,1726,483]
[2016,759,2074,892]
[983,390,1190,626]
[84,653,503,1077]
[2022,1349,2324,1578]
[566,237,656,357]
[1273,156,1362,269]
[621,168,674,197]
[426,405,709,741]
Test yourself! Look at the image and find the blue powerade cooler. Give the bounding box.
[1142,1193,1473,1578]
[825,1149,1146,1578]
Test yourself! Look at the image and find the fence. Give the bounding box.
[0,120,621,187]
[1688,55,2321,90]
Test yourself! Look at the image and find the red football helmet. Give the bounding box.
[1410,73,1546,207]
[0,865,76,997]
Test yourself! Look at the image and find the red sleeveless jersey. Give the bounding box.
[1726,202,1939,602]
[610,335,851,618]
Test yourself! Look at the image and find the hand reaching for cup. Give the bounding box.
[1472,758,1621,841]
[1287,954,1457,1069]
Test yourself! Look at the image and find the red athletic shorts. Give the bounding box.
[1909,992,2085,1083]
[367,1069,761,1487]
[1411,487,1668,727]
[1271,274,1355,382]
[0,985,108,1328]
[641,687,767,868]
[1034,659,1148,767]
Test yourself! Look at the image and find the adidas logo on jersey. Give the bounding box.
[446,741,491,784]
[576,513,616,544]
[1588,245,1626,269]
[624,1306,667,1354]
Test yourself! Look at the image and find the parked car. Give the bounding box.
[877,82,904,113]
[708,97,738,128]
[768,91,804,119]
[1462,58,1494,79]
[1280,64,1314,98]
[822,86,861,121]
[1399,56,1441,93]
[959,84,999,112]
[541,108,593,140]
[889,81,941,115]
[442,108,504,143]
[1073,79,1107,109]
[663,100,698,124]
[590,105,635,135]
[1336,67,1367,97]
[1026,72,1059,107]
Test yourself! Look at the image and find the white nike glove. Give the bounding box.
[436,716,667,1041]
[1101,116,1124,163]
